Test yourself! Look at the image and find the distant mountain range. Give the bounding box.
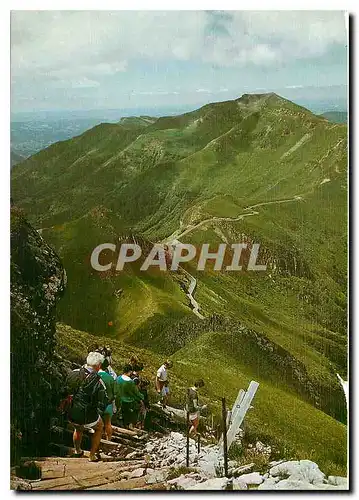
[10,98,347,158]
[320,111,347,124]
[11,93,347,475]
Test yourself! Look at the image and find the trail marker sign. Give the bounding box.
[220,380,259,453]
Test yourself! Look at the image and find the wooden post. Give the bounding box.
[221,397,228,478]
[197,433,200,453]
[186,409,190,467]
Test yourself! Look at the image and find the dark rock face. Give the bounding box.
[11,206,66,462]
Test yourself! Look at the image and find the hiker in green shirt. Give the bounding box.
[98,358,115,441]
[116,364,144,429]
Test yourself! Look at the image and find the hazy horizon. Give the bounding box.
[11,85,347,120]
[11,11,347,114]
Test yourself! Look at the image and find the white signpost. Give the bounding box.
[230,388,246,422]
[220,380,259,453]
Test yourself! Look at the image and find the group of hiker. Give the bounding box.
[62,346,206,462]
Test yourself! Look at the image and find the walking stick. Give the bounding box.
[186,388,190,467]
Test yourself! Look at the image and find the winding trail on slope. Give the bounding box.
[184,272,204,319]
[164,195,302,244]
[164,195,303,319]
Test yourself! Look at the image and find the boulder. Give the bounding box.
[232,480,248,490]
[315,483,348,490]
[167,474,200,490]
[170,432,185,443]
[327,475,348,488]
[232,463,255,476]
[272,479,316,490]
[269,460,325,485]
[234,472,263,487]
[146,470,169,484]
[260,476,347,491]
[258,477,280,490]
[129,468,145,479]
[190,477,229,490]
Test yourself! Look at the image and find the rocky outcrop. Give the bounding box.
[145,432,348,491]
[11,206,66,462]
[258,460,348,490]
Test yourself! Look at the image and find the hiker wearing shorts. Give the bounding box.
[186,379,206,436]
[155,360,173,408]
[98,358,116,441]
[116,364,144,429]
[66,352,107,462]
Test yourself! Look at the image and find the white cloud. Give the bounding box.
[11,11,346,81]
[10,11,346,111]
[71,78,100,89]
[132,90,180,95]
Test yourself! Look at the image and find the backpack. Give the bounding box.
[58,367,92,416]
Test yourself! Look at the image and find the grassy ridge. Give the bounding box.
[12,93,347,473]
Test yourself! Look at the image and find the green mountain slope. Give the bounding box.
[56,322,346,476]
[11,93,348,472]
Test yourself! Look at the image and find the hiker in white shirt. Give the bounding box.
[155,360,173,407]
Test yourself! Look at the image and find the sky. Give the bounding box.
[11,10,348,113]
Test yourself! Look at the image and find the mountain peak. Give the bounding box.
[237,92,285,104]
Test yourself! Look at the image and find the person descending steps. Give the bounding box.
[155,360,173,408]
[186,379,207,436]
[116,364,144,429]
[64,351,107,462]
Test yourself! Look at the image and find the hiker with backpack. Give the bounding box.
[186,379,207,436]
[155,360,173,408]
[115,364,144,429]
[65,351,107,462]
